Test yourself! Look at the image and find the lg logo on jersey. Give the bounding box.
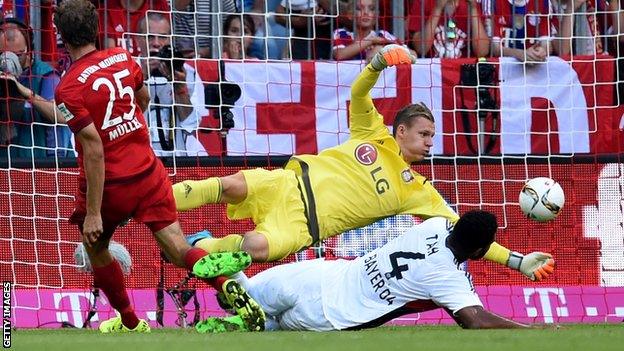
[370,167,389,195]
[355,143,390,195]
[354,143,377,165]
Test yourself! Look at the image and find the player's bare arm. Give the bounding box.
[135,84,150,112]
[453,306,529,329]
[76,123,105,246]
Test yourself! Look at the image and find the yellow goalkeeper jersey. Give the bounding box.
[285,66,458,241]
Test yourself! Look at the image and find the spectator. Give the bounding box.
[332,0,400,61]
[409,0,490,58]
[0,18,70,159]
[248,0,290,59]
[222,14,258,59]
[486,0,557,62]
[99,0,169,56]
[555,0,624,56]
[136,12,206,156]
[275,0,333,59]
[172,0,237,58]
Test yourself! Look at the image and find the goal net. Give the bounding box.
[1,0,623,328]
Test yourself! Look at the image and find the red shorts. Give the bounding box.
[70,160,177,235]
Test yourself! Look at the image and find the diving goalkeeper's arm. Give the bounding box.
[485,244,555,281]
[358,45,556,282]
[349,44,417,137]
[351,45,417,116]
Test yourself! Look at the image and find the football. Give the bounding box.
[518,177,565,222]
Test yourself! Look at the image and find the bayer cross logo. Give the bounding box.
[354,143,377,165]
[401,169,414,183]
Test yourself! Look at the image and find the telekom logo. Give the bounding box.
[523,288,568,323]
[54,292,100,327]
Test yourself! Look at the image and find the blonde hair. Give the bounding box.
[392,102,435,137]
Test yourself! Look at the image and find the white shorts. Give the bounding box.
[246,259,338,331]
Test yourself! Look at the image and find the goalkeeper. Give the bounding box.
[196,211,554,332]
[174,44,550,282]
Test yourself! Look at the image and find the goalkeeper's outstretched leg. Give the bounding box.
[192,251,253,278]
[172,172,248,211]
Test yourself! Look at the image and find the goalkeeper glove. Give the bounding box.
[369,44,417,71]
[507,251,555,281]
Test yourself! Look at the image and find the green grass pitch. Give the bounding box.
[10,324,623,351]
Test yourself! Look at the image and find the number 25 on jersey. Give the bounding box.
[92,68,137,130]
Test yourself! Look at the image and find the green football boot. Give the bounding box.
[99,316,151,333]
[222,279,266,332]
[192,251,252,279]
[196,315,248,333]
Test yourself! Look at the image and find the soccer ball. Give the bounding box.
[518,177,565,222]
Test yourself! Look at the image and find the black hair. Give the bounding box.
[450,210,498,260]
[223,14,256,37]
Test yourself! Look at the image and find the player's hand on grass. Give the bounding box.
[82,214,103,247]
[508,251,555,281]
[369,44,417,71]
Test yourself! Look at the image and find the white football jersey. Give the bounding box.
[321,217,483,330]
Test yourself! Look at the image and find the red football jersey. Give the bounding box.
[98,0,170,55]
[489,0,557,49]
[55,47,155,184]
[408,0,488,58]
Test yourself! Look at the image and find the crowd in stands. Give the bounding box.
[1,0,623,159]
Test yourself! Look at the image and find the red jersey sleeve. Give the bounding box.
[55,89,93,134]
[490,0,508,41]
[540,9,557,39]
[532,4,554,39]
[130,56,144,90]
[490,14,502,40]
[408,0,427,33]
[153,0,170,12]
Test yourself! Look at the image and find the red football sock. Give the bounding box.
[183,247,208,271]
[183,247,227,292]
[93,260,139,329]
[214,276,228,289]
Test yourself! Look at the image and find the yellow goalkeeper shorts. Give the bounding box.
[227,168,312,261]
